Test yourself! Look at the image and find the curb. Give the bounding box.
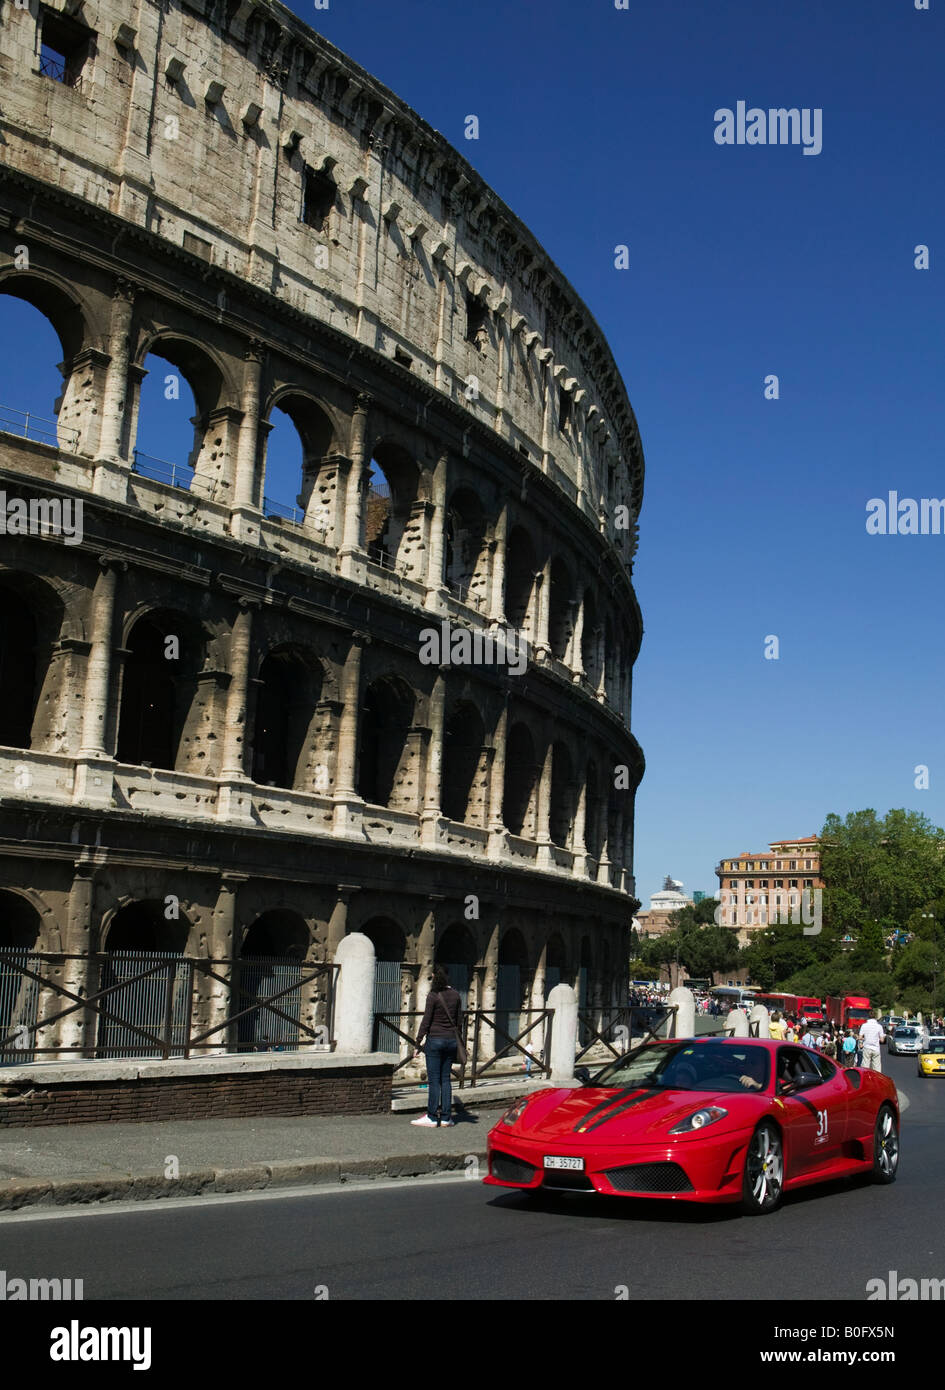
[0,1150,490,1213]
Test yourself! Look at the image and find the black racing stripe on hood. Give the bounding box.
[576,1089,661,1134]
[571,1087,645,1132]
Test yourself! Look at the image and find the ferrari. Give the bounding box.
[484,1037,899,1214]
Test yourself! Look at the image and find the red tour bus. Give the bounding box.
[795,996,826,1025]
[826,995,871,1032]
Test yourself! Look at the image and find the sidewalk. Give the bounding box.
[0,1095,524,1213]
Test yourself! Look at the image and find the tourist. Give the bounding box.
[411,967,463,1127]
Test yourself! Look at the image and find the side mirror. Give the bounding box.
[574,1066,592,1086]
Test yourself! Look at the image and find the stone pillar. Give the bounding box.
[571,779,588,879]
[548,982,578,1085]
[489,505,508,624]
[415,904,438,1022]
[97,278,135,465]
[424,453,449,602]
[334,931,376,1055]
[202,874,241,1055]
[487,695,509,859]
[727,1007,749,1038]
[480,916,500,1060]
[570,594,585,680]
[217,600,255,823]
[749,1004,770,1040]
[339,393,371,569]
[56,863,95,1056]
[669,986,695,1039]
[535,556,551,659]
[333,634,364,833]
[420,672,446,844]
[596,786,611,885]
[535,733,554,867]
[74,559,121,805]
[232,343,264,505]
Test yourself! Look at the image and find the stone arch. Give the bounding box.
[0,571,66,752]
[441,698,485,825]
[444,486,490,607]
[581,588,600,687]
[496,926,530,1042]
[250,645,326,790]
[435,921,477,1005]
[101,898,191,954]
[235,907,310,1052]
[549,740,576,848]
[133,333,231,494]
[505,526,538,636]
[356,673,416,809]
[364,440,422,574]
[502,720,538,837]
[548,557,573,662]
[0,889,43,950]
[115,609,210,773]
[0,270,88,363]
[260,389,338,530]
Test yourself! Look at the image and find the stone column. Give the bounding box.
[333,633,364,833]
[217,599,255,824]
[487,695,509,859]
[535,733,554,867]
[415,904,438,1021]
[534,556,551,659]
[424,452,449,604]
[97,278,135,465]
[596,788,611,885]
[339,393,371,572]
[56,862,95,1056]
[420,672,446,844]
[669,987,695,1039]
[570,594,585,680]
[230,342,265,537]
[74,559,121,805]
[489,504,508,624]
[479,916,500,1060]
[201,874,242,1055]
[571,778,588,879]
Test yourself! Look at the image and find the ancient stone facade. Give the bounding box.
[0,0,645,1052]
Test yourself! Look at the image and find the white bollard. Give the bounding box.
[333,931,376,1054]
[669,986,695,1039]
[726,1007,749,1038]
[548,982,578,1086]
[749,1004,770,1040]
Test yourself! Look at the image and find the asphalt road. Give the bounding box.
[0,1052,941,1301]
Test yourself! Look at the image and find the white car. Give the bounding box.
[888,1026,922,1056]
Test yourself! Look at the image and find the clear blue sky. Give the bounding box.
[3,0,942,909]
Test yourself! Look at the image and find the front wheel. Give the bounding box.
[741,1122,784,1215]
[872,1104,899,1184]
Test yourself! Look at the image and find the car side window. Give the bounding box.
[777,1046,821,1088]
[808,1050,835,1082]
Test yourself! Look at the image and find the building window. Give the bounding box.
[804,878,813,888]
[729,880,737,889]
[39,8,93,88]
[789,879,798,889]
[760,861,768,869]
[465,294,488,349]
[301,167,336,230]
[760,879,768,888]
[558,388,572,432]
[745,880,754,889]
[790,859,797,869]
[774,879,783,888]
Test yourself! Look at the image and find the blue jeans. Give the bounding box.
[424,1037,458,1122]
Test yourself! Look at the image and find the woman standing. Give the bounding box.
[412,967,464,1128]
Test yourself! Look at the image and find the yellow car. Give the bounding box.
[917,1037,945,1077]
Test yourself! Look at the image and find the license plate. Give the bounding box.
[543,1155,585,1171]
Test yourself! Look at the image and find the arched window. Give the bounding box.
[361,916,406,1053]
[548,559,573,662]
[502,722,538,837]
[251,648,323,790]
[236,909,309,1052]
[363,443,420,575]
[496,929,530,1046]
[505,528,537,635]
[261,394,334,532]
[0,587,37,750]
[97,900,190,1060]
[356,676,416,809]
[116,612,206,772]
[441,700,485,825]
[133,339,225,495]
[0,279,85,452]
[549,741,575,848]
[444,488,489,609]
[0,891,42,1063]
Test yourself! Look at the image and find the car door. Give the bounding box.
[775,1046,845,1176]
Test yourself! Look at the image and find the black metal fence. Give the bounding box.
[0,950,337,1062]
[375,1007,553,1088]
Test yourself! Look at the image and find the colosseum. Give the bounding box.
[0,0,645,1079]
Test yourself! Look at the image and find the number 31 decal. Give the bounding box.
[816,1108,828,1141]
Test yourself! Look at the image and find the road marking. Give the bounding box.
[0,1170,472,1225]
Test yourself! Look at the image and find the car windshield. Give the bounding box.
[593,1041,770,1093]
[895,1028,918,1038]
[924,1040,945,1053]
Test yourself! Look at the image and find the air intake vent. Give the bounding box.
[604,1162,693,1194]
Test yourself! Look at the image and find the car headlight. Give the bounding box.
[500,1096,532,1126]
[669,1106,728,1134]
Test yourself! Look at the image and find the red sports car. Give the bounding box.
[484,1037,900,1214]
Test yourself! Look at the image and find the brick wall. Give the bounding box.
[0,1065,391,1128]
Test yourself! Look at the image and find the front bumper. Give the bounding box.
[918,1057,945,1074]
[484,1127,753,1203]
